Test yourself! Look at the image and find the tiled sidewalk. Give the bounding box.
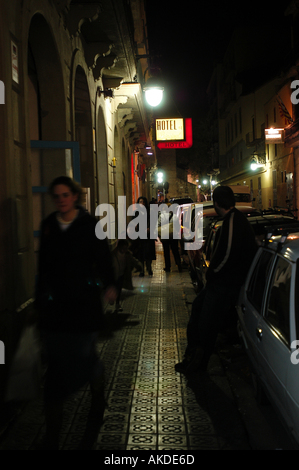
[0,242,250,450]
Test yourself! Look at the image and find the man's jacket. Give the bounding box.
[206,207,257,287]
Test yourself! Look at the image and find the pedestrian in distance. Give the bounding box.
[35,175,117,449]
[158,204,182,273]
[175,185,257,375]
[134,196,156,277]
[112,238,143,312]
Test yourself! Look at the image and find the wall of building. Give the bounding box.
[0,0,152,401]
[217,69,296,211]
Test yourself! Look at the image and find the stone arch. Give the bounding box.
[96,105,109,205]
[73,65,94,210]
[27,12,68,275]
[27,13,67,141]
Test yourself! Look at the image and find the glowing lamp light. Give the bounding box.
[144,76,164,107]
[250,159,265,171]
[144,87,163,107]
[157,171,164,184]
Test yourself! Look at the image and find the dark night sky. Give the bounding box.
[145,1,292,119]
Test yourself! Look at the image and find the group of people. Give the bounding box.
[29,177,257,449]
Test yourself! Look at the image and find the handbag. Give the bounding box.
[5,325,42,401]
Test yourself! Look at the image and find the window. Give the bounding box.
[205,224,221,262]
[247,250,274,313]
[239,108,242,133]
[252,118,255,141]
[273,170,277,207]
[265,257,292,346]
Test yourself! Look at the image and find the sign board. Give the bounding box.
[157,118,193,149]
[265,128,284,144]
[156,118,185,141]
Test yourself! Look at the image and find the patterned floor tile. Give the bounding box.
[158,434,187,447]
[127,433,157,447]
[128,422,157,434]
[96,432,127,446]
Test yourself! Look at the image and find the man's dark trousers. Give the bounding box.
[186,280,240,368]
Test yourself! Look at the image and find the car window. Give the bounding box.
[247,250,274,313]
[203,216,219,240]
[265,257,292,346]
[209,226,221,260]
[204,225,218,260]
[234,193,251,203]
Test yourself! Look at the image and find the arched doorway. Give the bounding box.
[74,65,95,211]
[28,14,67,142]
[27,13,69,272]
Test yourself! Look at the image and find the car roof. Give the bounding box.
[202,205,258,217]
[265,233,299,262]
[212,213,299,260]
[213,213,298,228]
[170,197,194,205]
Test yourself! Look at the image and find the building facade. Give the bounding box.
[210,17,297,213]
[0,0,155,398]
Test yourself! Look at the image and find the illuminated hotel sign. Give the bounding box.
[156,118,184,141]
[156,118,193,149]
[265,128,284,144]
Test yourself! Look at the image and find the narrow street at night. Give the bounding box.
[2,0,299,455]
[0,244,296,451]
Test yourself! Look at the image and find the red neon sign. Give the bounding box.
[157,118,193,149]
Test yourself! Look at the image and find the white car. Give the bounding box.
[237,226,299,445]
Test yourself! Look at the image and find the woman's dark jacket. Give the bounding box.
[134,205,156,263]
[35,207,115,333]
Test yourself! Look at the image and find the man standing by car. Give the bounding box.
[175,185,257,374]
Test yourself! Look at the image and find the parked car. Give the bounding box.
[169,197,193,205]
[236,226,299,445]
[228,184,252,206]
[197,213,299,289]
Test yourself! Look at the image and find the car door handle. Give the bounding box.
[256,328,263,340]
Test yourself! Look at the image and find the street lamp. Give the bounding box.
[157,171,164,184]
[250,155,266,171]
[143,76,164,107]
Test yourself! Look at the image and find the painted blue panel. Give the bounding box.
[30,140,81,183]
[32,186,48,193]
